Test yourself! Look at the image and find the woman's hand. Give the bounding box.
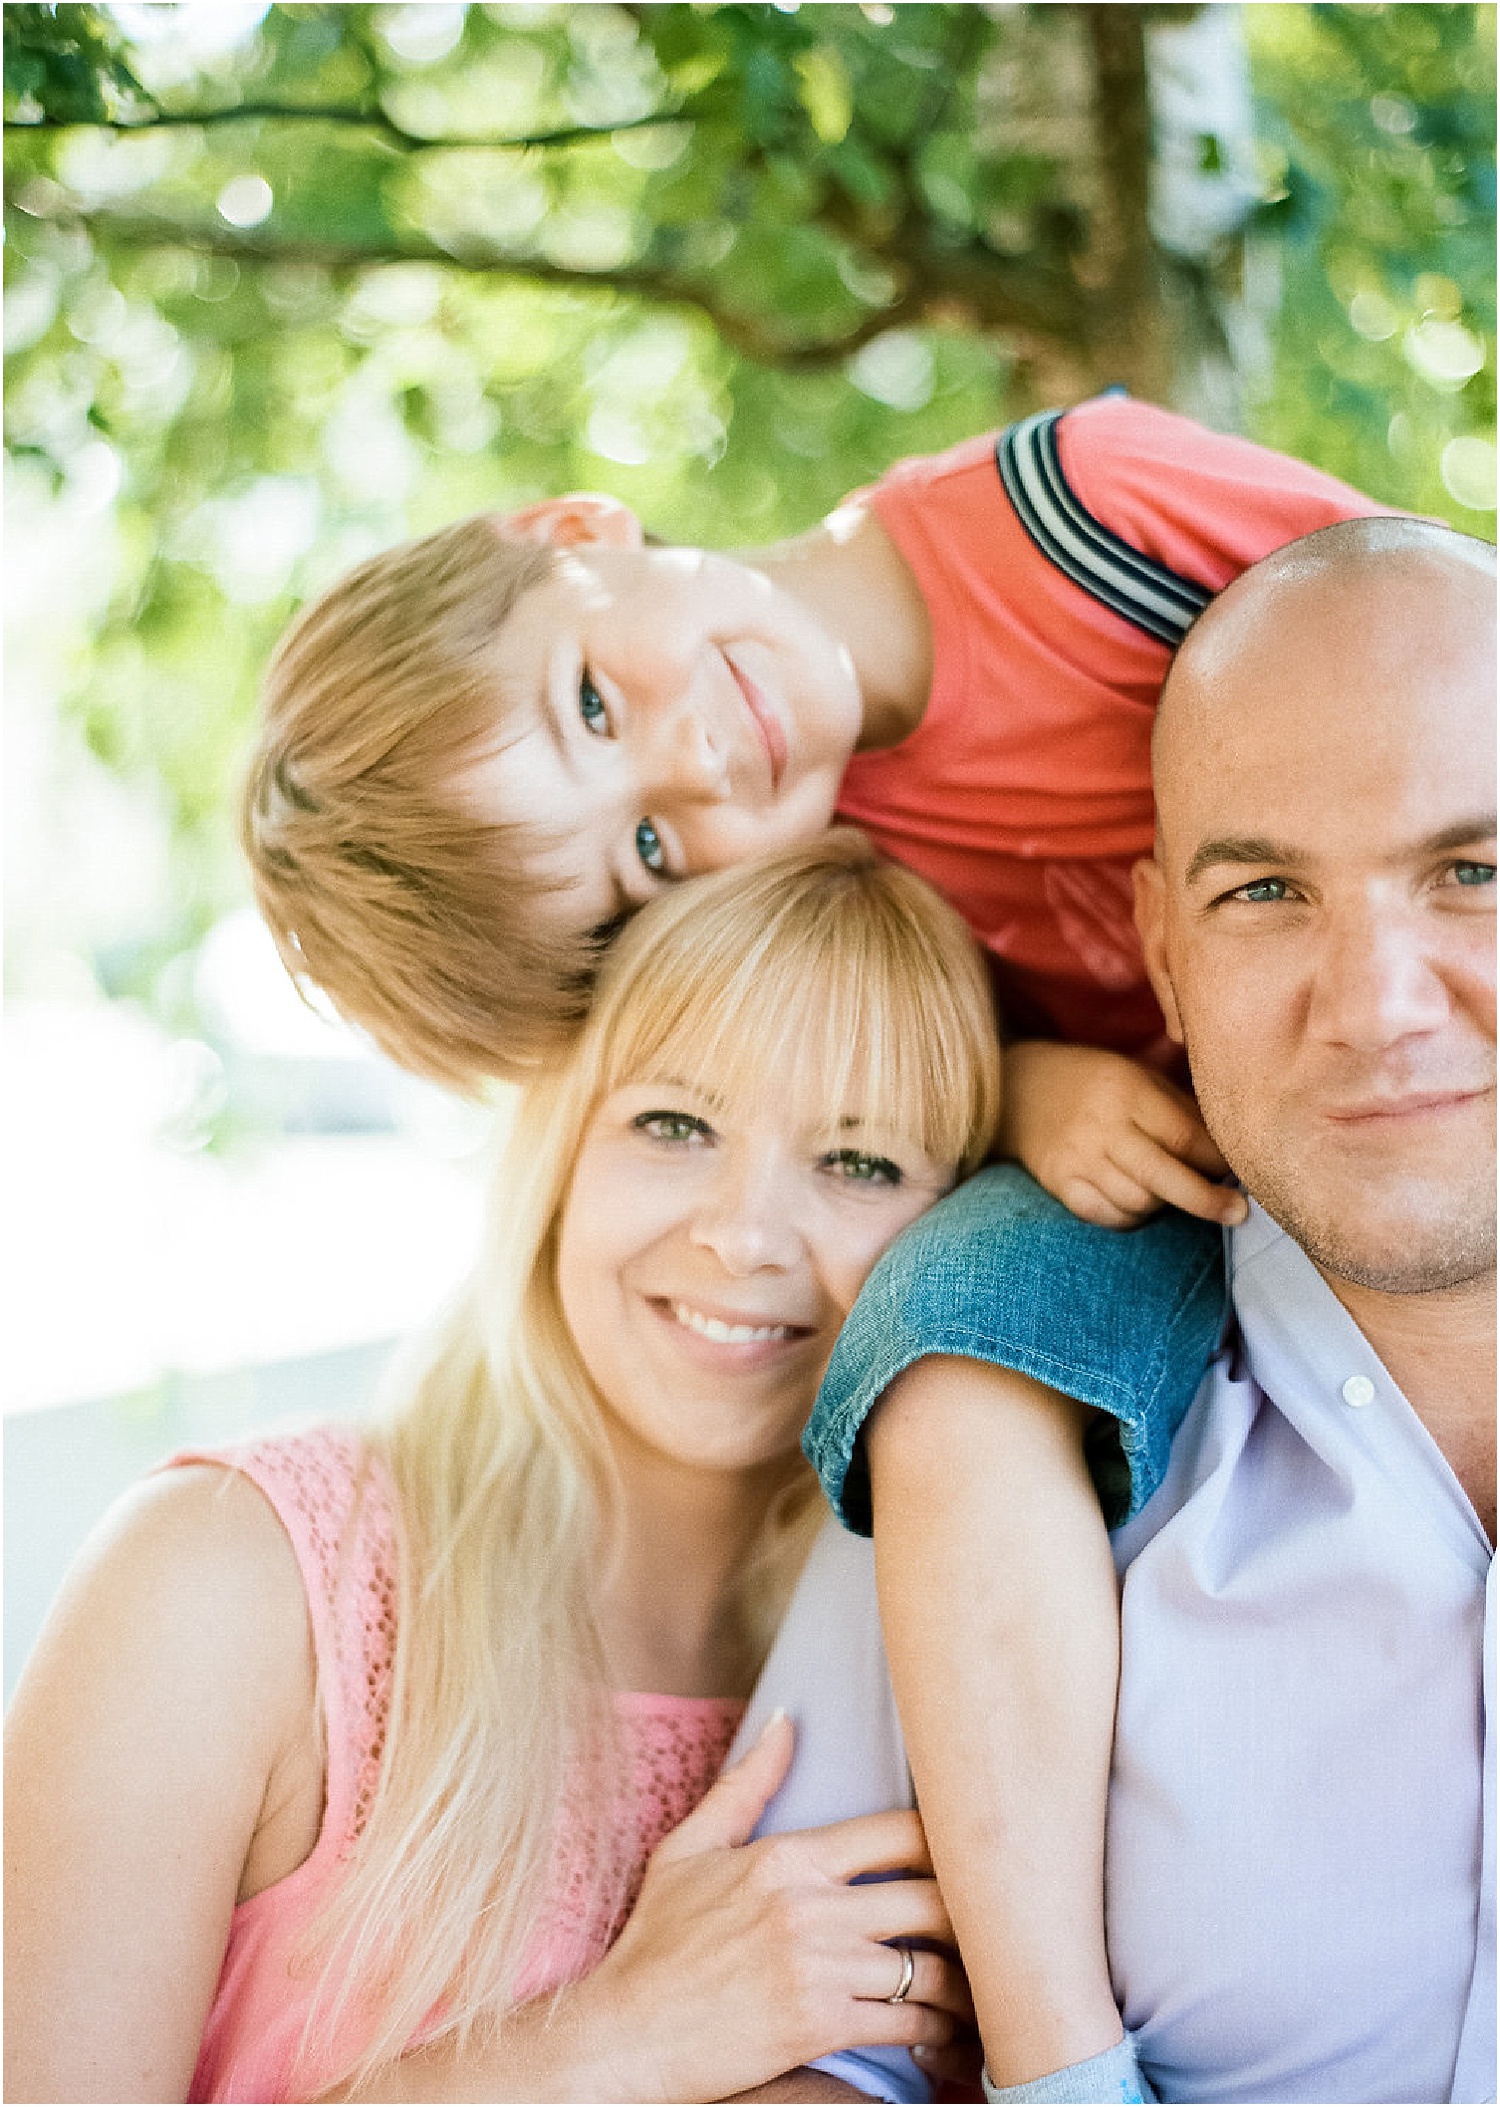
[997,1041,1248,1230]
[520,1712,973,2103]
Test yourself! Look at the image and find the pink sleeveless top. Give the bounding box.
[167,1428,744,2104]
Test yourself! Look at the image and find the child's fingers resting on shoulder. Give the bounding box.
[1125,1072,1247,1226]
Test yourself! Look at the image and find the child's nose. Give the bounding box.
[648,706,731,805]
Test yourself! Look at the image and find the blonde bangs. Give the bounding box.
[588,833,1001,1176]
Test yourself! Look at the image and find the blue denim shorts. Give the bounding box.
[803,1165,1228,1535]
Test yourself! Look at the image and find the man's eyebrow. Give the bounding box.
[1184,815,1498,888]
[1184,836,1296,886]
[1426,815,1497,854]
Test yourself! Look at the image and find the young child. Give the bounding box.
[240,393,1390,2099]
[243,391,1384,1234]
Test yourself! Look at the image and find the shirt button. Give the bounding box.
[1341,1375,1376,1408]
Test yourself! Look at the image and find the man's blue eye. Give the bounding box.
[1237,877,1289,903]
[1453,861,1496,887]
[636,819,666,873]
[825,1149,902,1186]
[579,671,608,734]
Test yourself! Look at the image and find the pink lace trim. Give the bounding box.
[189,1428,741,1989]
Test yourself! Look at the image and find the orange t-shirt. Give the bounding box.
[835,395,1389,1060]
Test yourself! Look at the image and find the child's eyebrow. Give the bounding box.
[588,911,630,948]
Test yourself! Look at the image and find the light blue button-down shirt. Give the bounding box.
[740,1200,1494,2103]
[1109,1202,1494,2104]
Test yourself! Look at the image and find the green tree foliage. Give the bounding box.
[1248,3,1495,521]
[4,3,1494,1016]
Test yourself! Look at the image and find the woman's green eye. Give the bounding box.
[636,819,666,874]
[634,1111,711,1144]
[1452,861,1496,887]
[826,1149,902,1186]
[579,671,608,734]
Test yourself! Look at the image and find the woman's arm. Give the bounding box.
[5,1465,317,2104]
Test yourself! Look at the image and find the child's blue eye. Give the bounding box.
[636,819,666,873]
[824,1149,902,1186]
[579,671,608,734]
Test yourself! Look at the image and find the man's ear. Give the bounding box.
[492,494,644,550]
[1132,854,1185,1047]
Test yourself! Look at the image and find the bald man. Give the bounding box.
[798,518,1496,2104]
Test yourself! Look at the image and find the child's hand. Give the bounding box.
[998,1041,1249,1231]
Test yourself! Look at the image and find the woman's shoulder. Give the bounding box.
[3,1454,331,2103]
[163,1423,397,1594]
[48,1453,318,1727]
[23,1424,391,1749]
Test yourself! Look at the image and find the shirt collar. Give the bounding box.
[1227,1199,1490,1569]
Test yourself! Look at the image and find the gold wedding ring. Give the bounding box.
[885,1942,915,2005]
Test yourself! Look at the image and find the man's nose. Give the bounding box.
[1308,903,1452,1051]
[688,1151,801,1276]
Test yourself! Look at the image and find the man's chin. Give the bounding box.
[1253,1181,1496,1298]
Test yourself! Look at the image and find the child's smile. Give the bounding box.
[456,543,863,929]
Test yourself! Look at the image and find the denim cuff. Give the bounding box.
[982,2032,1156,2103]
[803,1165,1227,1536]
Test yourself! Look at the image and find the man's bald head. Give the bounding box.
[1134,512,1495,1301]
[1154,516,1496,802]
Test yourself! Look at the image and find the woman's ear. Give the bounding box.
[492,494,645,550]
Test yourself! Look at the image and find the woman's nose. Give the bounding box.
[688,1154,801,1275]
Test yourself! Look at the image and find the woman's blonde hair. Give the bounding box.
[302,833,1001,2090]
[242,515,608,1091]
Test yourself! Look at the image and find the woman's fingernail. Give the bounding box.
[754,1706,788,1744]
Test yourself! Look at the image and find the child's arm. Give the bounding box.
[867,1359,1127,2093]
[802,1172,1226,2100]
[998,1040,1247,1231]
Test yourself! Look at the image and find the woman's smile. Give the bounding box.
[645,1292,818,1371]
[556,1075,952,1475]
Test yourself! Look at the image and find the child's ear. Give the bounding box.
[492,495,644,550]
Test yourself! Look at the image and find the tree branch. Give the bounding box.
[1079,3,1168,391]
[3,101,696,156]
[26,199,919,366]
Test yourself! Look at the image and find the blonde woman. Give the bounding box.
[7,834,999,2105]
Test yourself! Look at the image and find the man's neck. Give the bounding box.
[1323,1266,1496,1543]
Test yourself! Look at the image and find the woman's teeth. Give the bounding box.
[669,1302,796,1344]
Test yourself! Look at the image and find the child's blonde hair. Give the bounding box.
[303,832,1001,2090]
[242,515,604,1090]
